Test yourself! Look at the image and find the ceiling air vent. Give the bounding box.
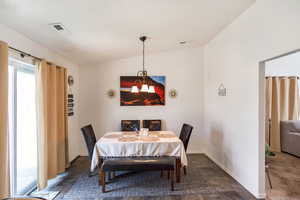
[49,23,65,31]
[48,23,71,36]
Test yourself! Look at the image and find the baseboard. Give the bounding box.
[256,193,266,199]
[70,155,80,165]
[186,152,205,155]
[205,153,264,199]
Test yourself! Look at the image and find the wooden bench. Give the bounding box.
[99,157,175,192]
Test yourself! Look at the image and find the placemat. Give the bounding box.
[139,136,160,142]
[118,136,138,142]
[159,133,176,138]
[149,132,160,136]
[122,132,138,136]
[103,134,122,139]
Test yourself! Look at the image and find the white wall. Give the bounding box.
[265,51,300,77]
[0,24,81,161]
[79,47,204,154]
[203,0,300,198]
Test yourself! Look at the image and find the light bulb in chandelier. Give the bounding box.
[148,86,155,93]
[131,86,139,93]
[140,84,149,92]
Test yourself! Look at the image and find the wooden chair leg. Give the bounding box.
[170,170,174,191]
[167,170,170,179]
[100,170,106,193]
[176,158,181,183]
[183,166,187,175]
[160,170,164,178]
[98,169,102,186]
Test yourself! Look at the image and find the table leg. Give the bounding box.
[266,165,272,189]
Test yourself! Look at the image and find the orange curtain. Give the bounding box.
[0,41,10,198]
[37,60,69,189]
[266,76,299,152]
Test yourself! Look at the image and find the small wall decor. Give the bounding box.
[68,75,74,86]
[67,94,74,116]
[107,89,115,98]
[120,76,165,106]
[218,83,226,96]
[67,75,75,116]
[169,89,177,98]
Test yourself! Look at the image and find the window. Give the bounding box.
[9,58,38,195]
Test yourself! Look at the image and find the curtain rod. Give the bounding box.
[265,76,299,79]
[9,46,42,61]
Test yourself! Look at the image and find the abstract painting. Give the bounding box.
[120,76,165,106]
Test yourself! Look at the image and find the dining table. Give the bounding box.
[91,130,188,182]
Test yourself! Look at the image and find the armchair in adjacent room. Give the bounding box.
[280,120,300,157]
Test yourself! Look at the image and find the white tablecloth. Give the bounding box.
[91,131,188,171]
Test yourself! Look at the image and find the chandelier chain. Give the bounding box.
[143,39,145,73]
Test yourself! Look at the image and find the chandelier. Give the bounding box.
[131,36,155,93]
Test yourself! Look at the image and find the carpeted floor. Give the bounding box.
[266,152,300,200]
[44,154,256,200]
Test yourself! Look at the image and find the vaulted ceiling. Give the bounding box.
[0,0,255,64]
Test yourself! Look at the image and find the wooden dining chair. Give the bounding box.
[143,120,162,131]
[81,124,97,177]
[121,120,140,131]
[179,123,193,175]
[161,124,193,181]
[81,124,97,161]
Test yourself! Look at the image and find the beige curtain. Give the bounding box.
[266,76,299,152]
[0,41,10,198]
[37,60,69,189]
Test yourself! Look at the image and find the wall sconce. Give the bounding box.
[169,89,177,98]
[68,75,74,86]
[107,89,115,98]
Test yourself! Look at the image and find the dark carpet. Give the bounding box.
[45,154,256,200]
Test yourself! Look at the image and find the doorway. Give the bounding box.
[259,49,300,200]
